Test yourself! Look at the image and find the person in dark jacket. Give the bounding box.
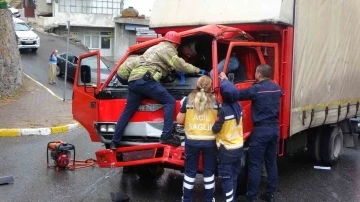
[220,64,283,202]
[212,80,244,202]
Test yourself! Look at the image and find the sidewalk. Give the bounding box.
[0,74,79,136]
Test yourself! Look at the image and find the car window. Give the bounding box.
[80,57,108,69]
[67,55,75,64]
[14,23,30,31]
[59,53,66,59]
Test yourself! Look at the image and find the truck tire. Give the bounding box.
[308,130,322,164]
[136,165,164,179]
[237,148,248,195]
[321,126,343,166]
[31,48,38,52]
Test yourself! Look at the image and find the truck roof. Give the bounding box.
[150,0,294,28]
[127,24,253,53]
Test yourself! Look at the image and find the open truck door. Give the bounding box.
[72,51,102,142]
[221,41,280,149]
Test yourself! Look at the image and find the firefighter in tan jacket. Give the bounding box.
[116,55,140,85]
[110,31,207,149]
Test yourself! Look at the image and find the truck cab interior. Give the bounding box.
[109,32,273,98]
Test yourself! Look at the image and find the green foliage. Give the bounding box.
[0,0,7,9]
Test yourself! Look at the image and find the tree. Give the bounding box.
[0,9,23,98]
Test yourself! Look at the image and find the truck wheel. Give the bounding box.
[136,165,164,179]
[308,129,322,164]
[237,148,248,195]
[31,48,38,52]
[321,126,343,166]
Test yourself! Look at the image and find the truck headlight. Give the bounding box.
[100,125,107,132]
[107,125,115,133]
[97,123,116,133]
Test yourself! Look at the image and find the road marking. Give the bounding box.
[23,73,63,101]
[0,129,21,137]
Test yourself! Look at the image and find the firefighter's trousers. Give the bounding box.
[112,78,176,143]
[247,126,279,199]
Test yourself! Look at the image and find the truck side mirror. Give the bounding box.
[80,65,91,84]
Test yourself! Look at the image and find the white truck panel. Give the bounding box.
[150,0,294,28]
[290,0,360,135]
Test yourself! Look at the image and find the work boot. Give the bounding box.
[260,193,275,202]
[160,135,181,147]
[109,141,121,150]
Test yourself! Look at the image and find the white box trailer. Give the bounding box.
[150,0,360,136]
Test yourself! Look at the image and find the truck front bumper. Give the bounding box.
[95,143,186,168]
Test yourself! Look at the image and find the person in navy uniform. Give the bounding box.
[176,75,218,202]
[220,64,283,202]
[212,80,244,202]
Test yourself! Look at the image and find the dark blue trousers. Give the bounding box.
[182,144,217,202]
[218,160,241,202]
[247,126,279,199]
[112,79,176,143]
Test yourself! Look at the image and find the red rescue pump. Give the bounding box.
[47,140,75,172]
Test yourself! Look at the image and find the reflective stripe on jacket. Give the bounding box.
[128,41,200,82]
[116,56,140,80]
[216,109,244,150]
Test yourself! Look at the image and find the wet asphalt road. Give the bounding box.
[1,129,360,202]
[20,31,115,100]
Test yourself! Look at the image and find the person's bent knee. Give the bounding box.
[166,97,176,105]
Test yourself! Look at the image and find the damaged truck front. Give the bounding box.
[72,0,360,194]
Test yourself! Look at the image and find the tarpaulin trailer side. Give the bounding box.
[290,0,360,135]
[150,0,360,136]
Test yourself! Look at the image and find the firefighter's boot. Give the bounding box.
[160,135,181,147]
[109,141,121,150]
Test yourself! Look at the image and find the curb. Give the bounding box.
[0,123,81,137]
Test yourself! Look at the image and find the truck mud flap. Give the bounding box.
[95,144,185,168]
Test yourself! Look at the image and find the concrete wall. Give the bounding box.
[36,1,115,29]
[0,10,23,98]
[113,18,149,62]
[53,26,115,57]
[35,0,52,16]
[114,23,137,62]
[39,12,114,29]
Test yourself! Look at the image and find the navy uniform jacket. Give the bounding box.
[237,79,283,125]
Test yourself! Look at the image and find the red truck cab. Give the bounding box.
[72,24,287,192]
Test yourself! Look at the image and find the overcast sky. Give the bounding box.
[123,0,155,17]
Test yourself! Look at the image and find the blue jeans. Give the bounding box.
[112,79,176,143]
[182,144,217,202]
[247,126,279,199]
[218,160,242,202]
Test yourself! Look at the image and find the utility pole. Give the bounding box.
[63,21,70,101]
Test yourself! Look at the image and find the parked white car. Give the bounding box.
[13,18,40,52]
[7,4,20,18]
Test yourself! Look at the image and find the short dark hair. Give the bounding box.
[256,64,272,78]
